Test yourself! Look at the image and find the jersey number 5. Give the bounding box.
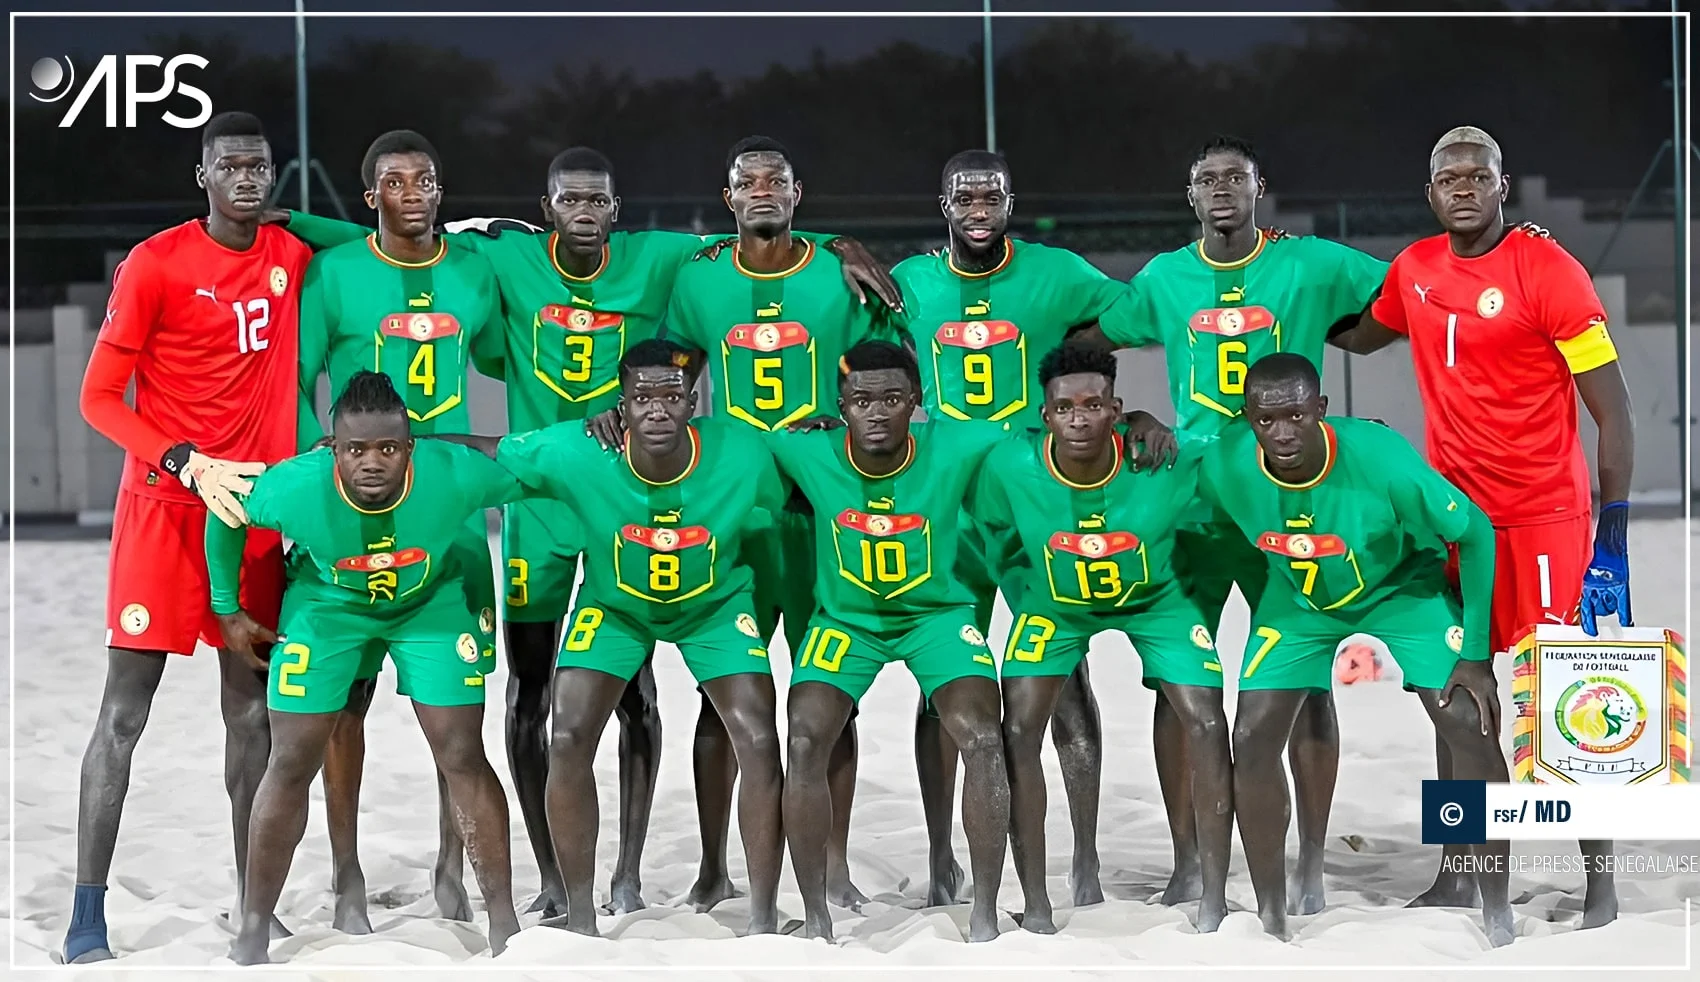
[753,356,784,411]
[233,299,271,354]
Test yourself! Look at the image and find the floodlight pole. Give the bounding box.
[296,0,309,213]
[983,0,996,152]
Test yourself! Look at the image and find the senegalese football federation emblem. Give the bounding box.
[754,324,782,352]
[120,603,150,636]
[1216,308,1246,336]
[1477,287,1505,319]
[866,515,893,536]
[1191,624,1214,650]
[1078,534,1108,558]
[652,528,679,551]
[408,314,436,341]
[736,613,761,638]
[1555,677,1647,755]
[479,607,496,635]
[1288,534,1316,559]
[368,552,396,570]
[269,265,288,297]
[1446,625,1464,653]
[568,308,595,330]
[964,321,991,348]
[960,624,987,648]
[456,633,480,664]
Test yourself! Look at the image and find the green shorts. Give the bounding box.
[1001,585,1225,689]
[1174,520,1269,632]
[501,497,582,624]
[749,507,817,656]
[270,582,491,714]
[1240,586,1466,692]
[556,591,772,685]
[791,607,997,703]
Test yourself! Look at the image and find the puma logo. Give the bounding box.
[654,509,682,525]
[194,287,220,304]
[1414,284,1432,303]
[757,302,783,317]
[1077,513,1106,530]
[408,292,434,308]
[867,496,895,512]
[1285,515,1314,529]
[965,300,990,316]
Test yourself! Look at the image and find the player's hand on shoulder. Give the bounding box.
[827,236,905,312]
[584,408,626,452]
[785,415,845,434]
[442,216,546,238]
[1512,221,1552,239]
[310,435,334,451]
[1121,410,1177,471]
[217,610,278,673]
[163,443,265,527]
[1261,226,1291,241]
[258,208,292,226]
[694,236,733,262]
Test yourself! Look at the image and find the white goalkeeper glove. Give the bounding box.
[160,442,266,528]
[442,216,545,237]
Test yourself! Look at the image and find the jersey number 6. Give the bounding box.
[1217,340,1248,396]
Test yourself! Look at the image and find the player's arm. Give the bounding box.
[821,235,903,312]
[449,442,531,508]
[79,249,263,525]
[423,432,502,458]
[1071,270,1161,351]
[1534,239,1637,632]
[204,478,279,669]
[1328,254,1406,354]
[295,260,333,450]
[470,260,507,382]
[259,209,371,251]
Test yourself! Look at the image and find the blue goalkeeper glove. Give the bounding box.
[1579,501,1631,636]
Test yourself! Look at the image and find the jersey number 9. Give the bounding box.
[963,353,995,406]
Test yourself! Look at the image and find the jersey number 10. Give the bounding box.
[233,299,271,354]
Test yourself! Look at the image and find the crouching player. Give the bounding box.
[1199,354,1513,946]
[209,371,524,963]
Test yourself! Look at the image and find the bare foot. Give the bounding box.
[1405,873,1479,909]
[603,876,646,915]
[828,872,871,910]
[332,866,372,935]
[1484,903,1515,947]
[798,906,834,941]
[1159,861,1203,905]
[685,874,742,912]
[525,888,566,918]
[967,901,1000,942]
[434,873,473,922]
[1287,864,1326,916]
[489,910,521,955]
[747,906,780,935]
[541,911,600,938]
[228,930,270,966]
[1012,909,1057,935]
[1196,896,1228,934]
[1071,864,1105,907]
[927,858,964,907]
[1581,879,1618,929]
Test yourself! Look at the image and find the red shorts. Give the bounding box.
[105,488,286,655]
[1451,513,1592,655]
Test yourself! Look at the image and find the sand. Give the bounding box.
[5,520,1697,980]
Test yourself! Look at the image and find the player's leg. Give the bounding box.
[1048,659,1104,906]
[608,655,662,914]
[785,615,883,941]
[1232,596,1337,939]
[501,503,581,915]
[1285,687,1339,916]
[911,610,1006,943]
[1376,590,1514,947]
[689,599,784,934]
[231,608,364,965]
[1125,592,1233,931]
[998,610,1084,933]
[321,661,379,935]
[546,602,651,936]
[686,685,741,910]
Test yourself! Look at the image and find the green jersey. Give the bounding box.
[1199,417,1493,657]
[662,240,895,431]
[894,239,1139,429]
[1104,230,1387,444]
[456,228,710,425]
[495,417,783,624]
[298,234,504,440]
[207,441,524,614]
[767,422,1004,628]
[971,429,1202,616]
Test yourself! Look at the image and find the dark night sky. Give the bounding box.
[14,1,1602,94]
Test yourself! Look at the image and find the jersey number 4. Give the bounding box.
[233,298,271,354]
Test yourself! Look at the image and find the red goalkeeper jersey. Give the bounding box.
[1369,223,1618,527]
[81,220,310,503]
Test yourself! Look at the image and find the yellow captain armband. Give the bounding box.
[1556,320,1618,374]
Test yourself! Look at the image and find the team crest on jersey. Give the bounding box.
[960,624,987,648]
[540,305,623,333]
[1257,532,1347,559]
[727,321,809,352]
[269,266,288,297]
[838,510,925,536]
[479,607,496,634]
[935,320,1019,350]
[335,548,427,572]
[456,633,480,664]
[1191,306,1275,337]
[1049,531,1140,558]
[381,312,460,341]
[1477,287,1505,319]
[1446,625,1464,653]
[119,603,150,636]
[1191,624,1214,650]
[736,613,761,638]
[1513,222,1552,239]
[622,524,710,551]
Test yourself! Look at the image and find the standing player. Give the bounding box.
[974,343,1232,934]
[65,112,309,963]
[660,136,903,909]
[295,129,504,928]
[468,340,788,937]
[771,340,1010,943]
[1200,354,1513,945]
[1081,136,1388,912]
[212,372,525,964]
[1334,126,1635,927]
[894,149,1154,907]
[276,147,898,915]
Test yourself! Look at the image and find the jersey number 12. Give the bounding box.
[233,299,271,354]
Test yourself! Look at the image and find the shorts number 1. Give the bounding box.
[1536,553,1552,609]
